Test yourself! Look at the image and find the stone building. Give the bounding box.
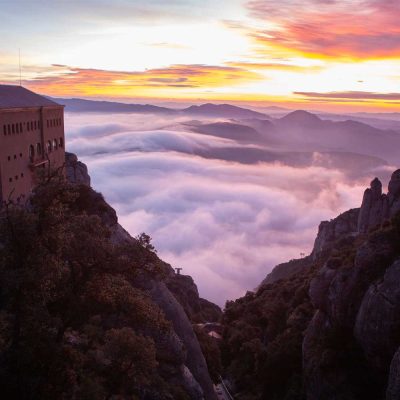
[0,85,65,203]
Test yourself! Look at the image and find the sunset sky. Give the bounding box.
[1,0,400,111]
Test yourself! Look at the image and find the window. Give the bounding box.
[37,143,42,156]
[13,154,16,160]
[34,121,37,130]
[29,145,35,161]
[21,173,24,178]
[19,123,22,133]
[59,137,64,147]
[47,140,52,153]
[16,124,19,134]
[12,124,15,134]
[7,125,10,135]
[9,178,12,182]
[7,156,10,161]
[53,139,58,149]
[3,126,6,136]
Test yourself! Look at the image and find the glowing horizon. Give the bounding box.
[1,0,400,112]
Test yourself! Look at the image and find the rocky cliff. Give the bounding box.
[222,169,400,400]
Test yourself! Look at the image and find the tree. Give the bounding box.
[135,232,157,253]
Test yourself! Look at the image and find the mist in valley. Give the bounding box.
[64,108,398,305]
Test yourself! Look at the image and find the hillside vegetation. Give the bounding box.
[222,171,400,400]
[0,172,216,400]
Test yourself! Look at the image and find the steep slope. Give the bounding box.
[222,169,400,400]
[0,154,218,400]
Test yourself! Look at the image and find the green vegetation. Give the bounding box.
[0,176,189,399]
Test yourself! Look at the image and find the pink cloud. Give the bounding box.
[246,0,400,58]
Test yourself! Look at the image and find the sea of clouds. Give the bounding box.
[64,112,393,306]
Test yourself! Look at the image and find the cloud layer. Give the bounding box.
[64,112,391,306]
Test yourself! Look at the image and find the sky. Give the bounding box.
[1,0,400,112]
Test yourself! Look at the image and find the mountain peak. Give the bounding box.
[183,103,269,119]
[280,110,322,125]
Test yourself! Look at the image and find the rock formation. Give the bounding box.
[65,152,91,186]
[223,168,400,400]
[312,208,359,257]
[358,170,400,233]
[166,274,222,323]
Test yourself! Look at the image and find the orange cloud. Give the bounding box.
[18,64,262,98]
[226,61,324,72]
[246,0,400,59]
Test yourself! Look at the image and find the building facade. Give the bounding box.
[0,85,65,203]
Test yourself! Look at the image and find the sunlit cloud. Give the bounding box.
[1,1,399,111]
[10,63,262,98]
[246,0,400,59]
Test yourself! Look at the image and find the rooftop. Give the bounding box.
[0,85,61,109]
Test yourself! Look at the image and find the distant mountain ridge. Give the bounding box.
[50,97,173,113]
[50,97,270,118]
[182,103,269,119]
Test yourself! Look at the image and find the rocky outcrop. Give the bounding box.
[222,169,400,400]
[303,172,400,400]
[358,170,400,233]
[354,259,400,376]
[358,177,389,233]
[388,169,400,217]
[261,256,313,285]
[65,152,91,186]
[269,171,400,283]
[312,208,359,258]
[166,274,222,323]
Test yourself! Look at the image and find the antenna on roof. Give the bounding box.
[18,49,22,86]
